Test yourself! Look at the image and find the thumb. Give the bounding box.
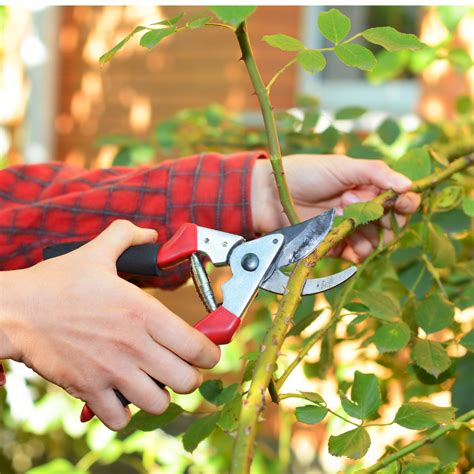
[347,159,412,193]
[84,220,158,263]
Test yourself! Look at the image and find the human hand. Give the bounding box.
[251,154,421,262]
[0,220,220,430]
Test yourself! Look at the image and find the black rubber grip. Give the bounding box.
[43,241,163,276]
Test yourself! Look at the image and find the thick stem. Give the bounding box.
[231,154,473,474]
[359,409,474,473]
[235,23,300,224]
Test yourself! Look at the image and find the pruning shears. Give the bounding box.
[28,209,355,422]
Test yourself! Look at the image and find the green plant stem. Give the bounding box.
[235,22,300,224]
[277,407,292,474]
[266,58,297,93]
[358,409,474,473]
[231,154,473,474]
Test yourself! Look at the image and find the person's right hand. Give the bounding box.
[0,220,221,430]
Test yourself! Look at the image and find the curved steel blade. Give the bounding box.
[267,209,335,272]
[260,266,357,296]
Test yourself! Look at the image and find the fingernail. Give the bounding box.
[389,174,411,191]
[344,192,361,204]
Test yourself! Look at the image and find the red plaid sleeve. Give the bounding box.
[0,151,265,288]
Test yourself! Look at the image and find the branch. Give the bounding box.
[231,154,473,474]
[235,23,300,225]
[358,409,474,473]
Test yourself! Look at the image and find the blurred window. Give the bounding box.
[299,6,421,116]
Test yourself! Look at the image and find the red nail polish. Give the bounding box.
[0,362,6,386]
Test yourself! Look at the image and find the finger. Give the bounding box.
[85,389,131,431]
[115,369,170,416]
[383,229,395,245]
[341,245,360,264]
[347,232,376,261]
[380,212,407,230]
[341,189,378,207]
[85,220,158,262]
[394,192,421,215]
[359,224,380,248]
[137,335,203,394]
[138,291,221,369]
[345,159,412,193]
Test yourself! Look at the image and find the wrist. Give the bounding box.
[0,270,24,361]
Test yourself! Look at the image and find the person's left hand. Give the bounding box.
[251,154,421,263]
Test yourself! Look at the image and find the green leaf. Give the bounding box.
[362,27,424,52]
[320,125,339,150]
[341,371,381,420]
[448,48,473,72]
[335,106,367,120]
[210,6,256,26]
[335,43,376,71]
[433,186,464,212]
[182,412,220,452]
[427,223,456,268]
[122,403,183,435]
[199,379,223,403]
[438,6,469,32]
[152,12,185,26]
[187,16,211,29]
[372,321,411,353]
[377,118,401,145]
[409,47,437,74]
[262,34,305,51]
[140,27,175,49]
[462,196,474,217]
[328,427,371,459]
[343,201,384,226]
[217,393,241,432]
[401,455,440,474]
[368,50,410,84]
[393,147,432,181]
[359,289,400,321]
[99,26,147,65]
[455,95,472,115]
[394,401,456,429]
[298,391,325,404]
[317,8,351,45]
[296,49,326,73]
[415,293,454,334]
[347,144,383,159]
[344,302,369,313]
[413,339,452,377]
[460,330,474,352]
[27,459,87,474]
[295,405,328,424]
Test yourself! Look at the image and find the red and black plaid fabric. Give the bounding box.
[0,151,264,289]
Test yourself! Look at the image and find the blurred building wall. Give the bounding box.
[54,6,300,166]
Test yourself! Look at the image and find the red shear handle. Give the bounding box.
[80,306,240,423]
[157,223,198,268]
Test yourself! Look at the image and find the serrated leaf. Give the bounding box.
[152,12,185,26]
[433,186,464,212]
[359,289,400,321]
[460,330,474,352]
[99,26,147,65]
[297,49,326,73]
[413,339,451,377]
[210,6,256,26]
[187,16,211,29]
[373,321,411,353]
[462,196,474,217]
[295,405,328,424]
[217,393,241,432]
[343,201,384,226]
[393,147,432,181]
[328,427,371,459]
[317,8,351,45]
[262,34,305,51]
[182,412,220,452]
[377,118,401,145]
[199,379,223,403]
[362,27,424,52]
[427,223,456,268]
[215,384,238,405]
[335,43,376,71]
[341,371,381,420]
[140,27,175,49]
[122,403,183,435]
[415,293,454,334]
[401,455,440,474]
[394,401,456,429]
[335,106,367,120]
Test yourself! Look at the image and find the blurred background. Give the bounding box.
[0,5,473,474]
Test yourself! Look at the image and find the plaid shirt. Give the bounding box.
[0,151,263,289]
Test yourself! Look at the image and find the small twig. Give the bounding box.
[266,58,297,94]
